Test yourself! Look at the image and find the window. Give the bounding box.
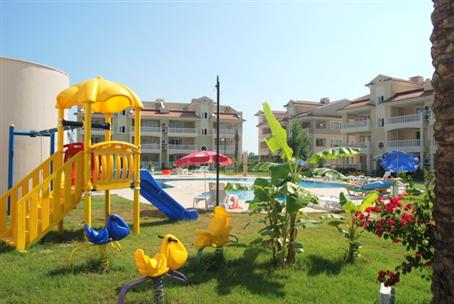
[122,110,126,115]
[169,139,182,145]
[376,96,384,104]
[201,129,208,135]
[316,138,326,147]
[330,122,342,129]
[416,131,421,140]
[377,118,384,128]
[203,112,208,119]
[316,121,326,129]
[119,126,126,133]
[330,139,342,147]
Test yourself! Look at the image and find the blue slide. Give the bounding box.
[140,170,199,221]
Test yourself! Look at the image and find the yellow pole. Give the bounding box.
[104,114,112,223]
[57,108,65,233]
[133,107,141,235]
[84,102,93,227]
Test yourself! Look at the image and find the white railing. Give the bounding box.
[142,143,160,150]
[168,144,197,150]
[387,139,421,148]
[387,113,422,125]
[348,142,368,148]
[343,119,369,129]
[141,126,161,133]
[213,129,237,135]
[168,127,197,134]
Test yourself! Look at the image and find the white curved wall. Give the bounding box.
[0,58,69,195]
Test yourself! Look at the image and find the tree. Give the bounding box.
[287,120,311,160]
[430,2,454,302]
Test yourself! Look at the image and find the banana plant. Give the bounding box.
[248,102,360,266]
[322,191,378,263]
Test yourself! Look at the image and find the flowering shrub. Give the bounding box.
[355,172,434,286]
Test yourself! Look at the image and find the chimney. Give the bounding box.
[424,78,433,91]
[409,76,424,83]
[320,97,330,105]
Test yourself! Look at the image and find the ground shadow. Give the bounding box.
[304,254,345,276]
[0,243,13,253]
[48,257,127,276]
[40,228,85,244]
[182,244,287,298]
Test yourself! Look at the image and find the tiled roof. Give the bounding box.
[342,100,371,110]
[284,100,323,107]
[384,88,433,103]
[212,112,243,120]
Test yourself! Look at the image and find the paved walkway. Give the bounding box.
[111,173,347,214]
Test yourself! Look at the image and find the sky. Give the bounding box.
[0,0,434,153]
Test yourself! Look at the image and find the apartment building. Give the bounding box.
[256,98,349,167]
[76,96,244,169]
[339,74,434,174]
[257,74,435,174]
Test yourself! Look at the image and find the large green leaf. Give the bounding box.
[262,102,293,161]
[342,200,357,214]
[309,147,361,165]
[359,191,379,212]
[311,168,349,181]
[271,163,290,185]
[286,182,317,213]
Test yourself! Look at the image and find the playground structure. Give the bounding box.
[0,77,143,252]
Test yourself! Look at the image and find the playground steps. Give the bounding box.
[0,152,84,252]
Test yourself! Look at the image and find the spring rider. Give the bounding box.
[195,206,238,263]
[67,214,130,271]
[118,234,189,304]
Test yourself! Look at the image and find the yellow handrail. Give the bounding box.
[1,152,84,252]
[0,153,60,238]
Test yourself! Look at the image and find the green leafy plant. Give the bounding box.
[248,102,360,266]
[322,191,378,262]
[225,182,253,191]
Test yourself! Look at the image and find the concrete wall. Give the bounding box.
[0,58,69,195]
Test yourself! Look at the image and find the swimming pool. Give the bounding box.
[155,177,346,189]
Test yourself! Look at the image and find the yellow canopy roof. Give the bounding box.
[56,77,143,113]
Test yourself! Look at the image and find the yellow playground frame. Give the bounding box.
[0,77,143,252]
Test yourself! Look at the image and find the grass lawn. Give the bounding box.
[0,195,431,303]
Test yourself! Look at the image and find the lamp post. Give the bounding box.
[215,76,220,206]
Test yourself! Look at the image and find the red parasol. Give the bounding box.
[175,151,233,167]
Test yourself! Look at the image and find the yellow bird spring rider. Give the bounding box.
[118,234,188,304]
[195,206,238,263]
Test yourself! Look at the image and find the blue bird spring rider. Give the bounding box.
[68,214,130,270]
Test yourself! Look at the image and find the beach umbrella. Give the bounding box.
[175,151,233,191]
[381,151,420,173]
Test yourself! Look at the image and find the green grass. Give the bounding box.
[0,196,431,303]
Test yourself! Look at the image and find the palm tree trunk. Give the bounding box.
[430,1,454,302]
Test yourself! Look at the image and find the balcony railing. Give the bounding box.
[213,129,238,136]
[348,142,368,148]
[168,144,197,150]
[387,139,421,148]
[141,126,161,133]
[142,143,160,150]
[168,127,197,135]
[386,113,422,125]
[342,119,370,133]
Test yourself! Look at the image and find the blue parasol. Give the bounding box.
[381,151,420,173]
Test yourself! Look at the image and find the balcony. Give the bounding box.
[385,113,422,131]
[168,127,197,137]
[347,142,370,154]
[141,126,161,134]
[212,129,238,137]
[168,144,197,153]
[386,139,421,152]
[341,119,370,133]
[141,143,160,152]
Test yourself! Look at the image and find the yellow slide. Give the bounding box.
[0,151,84,252]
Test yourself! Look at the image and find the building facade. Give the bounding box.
[339,74,434,174]
[257,74,435,173]
[77,96,244,169]
[257,98,348,167]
